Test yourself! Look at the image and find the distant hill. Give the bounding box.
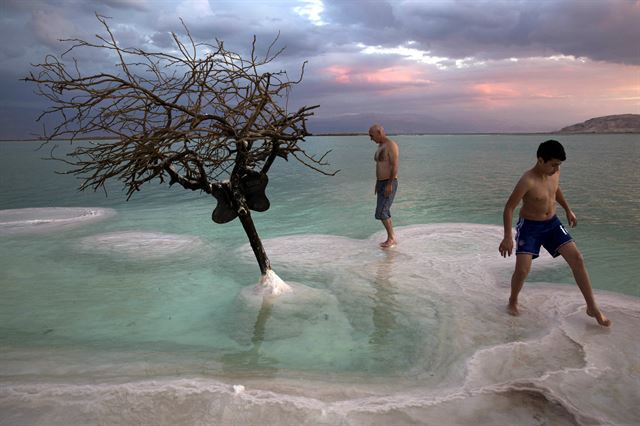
[558,114,640,133]
[307,112,454,135]
[307,112,545,134]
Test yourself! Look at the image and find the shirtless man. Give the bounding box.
[499,140,610,326]
[369,124,399,248]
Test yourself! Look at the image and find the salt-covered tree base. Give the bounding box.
[255,270,292,296]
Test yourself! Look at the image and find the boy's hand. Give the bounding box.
[499,237,513,257]
[566,209,577,227]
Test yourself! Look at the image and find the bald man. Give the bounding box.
[369,124,399,248]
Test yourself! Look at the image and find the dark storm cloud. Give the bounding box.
[3,0,638,72]
[96,0,150,11]
[0,0,637,138]
[323,0,398,28]
[155,7,329,62]
[324,0,640,65]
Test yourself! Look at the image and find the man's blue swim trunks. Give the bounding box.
[515,215,573,259]
[375,179,398,220]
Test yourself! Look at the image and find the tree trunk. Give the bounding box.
[238,209,271,275]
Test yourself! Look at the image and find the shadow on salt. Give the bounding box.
[0,207,116,236]
[78,230,211,262]
[229,223,640,425]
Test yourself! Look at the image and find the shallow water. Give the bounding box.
[0,135,638,425]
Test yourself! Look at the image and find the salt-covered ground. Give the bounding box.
[230,224,639,425]
[78,231,208,260]
[0,207,116,235]
[1,223,638,425]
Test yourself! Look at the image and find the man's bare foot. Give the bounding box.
[507,299,520,316]
[587,307,611,327]
[380,239,396,248]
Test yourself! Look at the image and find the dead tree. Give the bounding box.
[24,15,335,278]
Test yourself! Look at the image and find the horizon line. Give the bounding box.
[2,131,639,142]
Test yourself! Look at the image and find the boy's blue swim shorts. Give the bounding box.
[515,215,573,259]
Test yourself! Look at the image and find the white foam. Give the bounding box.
[0,207,116,235]
[78,231,206,260]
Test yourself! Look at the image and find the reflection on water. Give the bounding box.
[369,250,400,346]
[252,298,274,346]
[222,297,278,374]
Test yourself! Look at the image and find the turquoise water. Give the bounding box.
[0,135,639,425]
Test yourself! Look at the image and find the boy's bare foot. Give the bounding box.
[587,307,611,327]
[380,239,396,248]
[507,299,520,316]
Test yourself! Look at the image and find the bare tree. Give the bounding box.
[24,15,335,283]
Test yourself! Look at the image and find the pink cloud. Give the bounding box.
[364,67,431,85]
[322,64,432,89]
[472,83,520,98]
[324,65,352,83]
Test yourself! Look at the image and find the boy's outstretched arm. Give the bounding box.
[499,177,530,257]
[556,187,577,227]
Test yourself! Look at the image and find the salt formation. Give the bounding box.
[0,207,116,235]
[256,269,292,296]
[2,224,637,426]
[78,231,207,260]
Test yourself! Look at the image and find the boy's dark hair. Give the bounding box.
[537,139,566,162]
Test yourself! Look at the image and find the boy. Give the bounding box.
[499,140,610,326]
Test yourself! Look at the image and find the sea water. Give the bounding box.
[0,135,638,425]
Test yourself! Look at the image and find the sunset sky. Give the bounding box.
[0,0,638,137]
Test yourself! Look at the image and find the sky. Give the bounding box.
[0,0,638,137]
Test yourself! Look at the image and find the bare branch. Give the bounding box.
[24,15,334,202]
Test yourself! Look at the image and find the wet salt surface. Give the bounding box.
[234,224,639,425]
[78,231,208,260]
[1,224,638,425]
[0,207,116,235]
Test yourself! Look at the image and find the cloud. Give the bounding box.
[324,0,398,28]
[30,7,77,47]
[294,0,327,26]
[324,0,640,65]
[100,0,150,11]
[528,0,640,65]
[322,63,432,88]
[0,0,637,138]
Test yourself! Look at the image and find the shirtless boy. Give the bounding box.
[369,124,399,248]
[499,140,610,326]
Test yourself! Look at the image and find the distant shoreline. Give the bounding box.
[2,131,638,142]
[314,131,639,137]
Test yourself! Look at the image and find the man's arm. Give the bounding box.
[499,176,530,257]
[384,142,399,196]
[556,186,577,227]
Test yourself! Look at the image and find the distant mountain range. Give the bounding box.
[307,112,543,135]
[558,114,640,133]
[307,112,640,135]
[307,112,453,135]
